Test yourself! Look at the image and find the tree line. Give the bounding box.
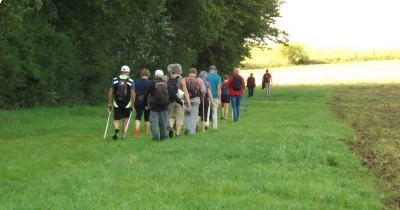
[0,0,286,109]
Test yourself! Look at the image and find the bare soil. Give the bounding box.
[333,84,400,210]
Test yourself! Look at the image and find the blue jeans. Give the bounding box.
[150,110,168,140]
[230,96,241,122]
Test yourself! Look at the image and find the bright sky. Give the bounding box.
[276,0,400,49]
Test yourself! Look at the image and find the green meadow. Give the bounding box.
[0,87,381,209]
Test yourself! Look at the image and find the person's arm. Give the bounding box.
[107,88,113,112]
[242,77,246,90]
[181,79,191,107]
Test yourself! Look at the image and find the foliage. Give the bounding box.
[279,43,310,65]
[0,87,381,209]
[0,0,285,108]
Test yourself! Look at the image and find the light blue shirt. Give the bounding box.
[206,71,221,98]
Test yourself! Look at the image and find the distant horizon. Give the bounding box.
[276,0,400,50]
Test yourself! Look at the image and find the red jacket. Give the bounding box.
[227,74,245,96]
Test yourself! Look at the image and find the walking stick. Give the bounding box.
[202,95,205,130]
[103,111,111,139]
[206,98,211,127]
[124,111,133,138]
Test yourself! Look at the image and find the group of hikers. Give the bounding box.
[106,64,272,141]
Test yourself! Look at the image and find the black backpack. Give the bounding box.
[167,76,181,102]
[232,76,242,91]
[113,77,131,103]
[151,80,170,105]
[185,76,200,98]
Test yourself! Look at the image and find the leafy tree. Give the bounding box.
[280,43,310,65]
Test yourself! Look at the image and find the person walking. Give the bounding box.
[183,67,205,135]
[146,69,170,141]
[246,73,256,97]
[198,70,212,131]
[262,69,272,96]
[221,74,230,120]
[227,68,245,122]
[107,65,135,140]
[133,68,152,138]
[206,65,222,129]
[166,63,191,138]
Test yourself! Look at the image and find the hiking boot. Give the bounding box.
[134,128,140,138]
[112,134,118,140]
[169,129,174,138]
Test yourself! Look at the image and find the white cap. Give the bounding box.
[155,69,164,78]
[121,65,130,72]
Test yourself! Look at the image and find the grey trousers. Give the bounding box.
[150,110,168,140]
[184,102,200,134]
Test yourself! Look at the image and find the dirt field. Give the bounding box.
[242,60,400,85]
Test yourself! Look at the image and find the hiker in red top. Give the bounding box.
[227,68,245,122]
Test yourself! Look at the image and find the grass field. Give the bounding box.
[0,87,381,209]
[333,84,400,210]
[241,46,400,69]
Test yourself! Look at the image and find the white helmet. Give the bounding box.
[121,65,130,72]
[154,69,164,78]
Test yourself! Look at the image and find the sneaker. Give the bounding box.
[134,128,140,138]
[112,134,118,140]
[169,129,174,138]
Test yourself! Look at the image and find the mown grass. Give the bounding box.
[241,46,400,69]
[333,84,400,210]
[0,87,381,209]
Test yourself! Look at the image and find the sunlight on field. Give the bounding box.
[242,46,400,69]
[241,60,400,86]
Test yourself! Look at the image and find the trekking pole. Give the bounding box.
[103,111,111,139]
[206,98,211,127]
[124,111,133,138]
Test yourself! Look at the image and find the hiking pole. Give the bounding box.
[124,111,133,138]
[206,98,211,127]
[103,111,111,139]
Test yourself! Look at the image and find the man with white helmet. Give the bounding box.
[107,65,136,140]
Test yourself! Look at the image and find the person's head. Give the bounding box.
[167,63,182,75]
[140,68,150,78]
[199,71,208,79]
[224,74,229,80]
[188,67,197,75]
[154,69,164,79]
[250,73,253,76]
[209,65,217,72]
[233,68,240,75]
[266,68,269,73]
[120,65,130,74]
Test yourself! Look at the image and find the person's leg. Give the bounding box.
[224,103,230,120]
[144,109,150,135]
[168,103,176,136]
[266,83,271,96]
[149,111,160,141]
[175,103,184,136]
[230,96,237,121]
[112,107,122,139]
[250,88,254,96]
[134,105,143,137]
[159,111,168,140]
[188,102,200,134]
[212,98,219,129]
[236,96,241,121]
[264,83,268,96]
